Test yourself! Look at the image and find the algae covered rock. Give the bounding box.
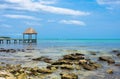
[6,74,16,79]
[52,59,73,65]
[82,64,95,70]
[79,59,88,64]
[75,65,81,70]
[106,69,113,74]
[61,65,74,70]
[17,73,27,79]
[37,68,55,74]
[60,73,78,79]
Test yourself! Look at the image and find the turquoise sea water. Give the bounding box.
[38,39,120,46]
[1,39,120,49]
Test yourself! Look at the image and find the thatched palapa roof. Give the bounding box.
[23,28,37,34]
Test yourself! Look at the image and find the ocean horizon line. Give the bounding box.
[37,39,120,40]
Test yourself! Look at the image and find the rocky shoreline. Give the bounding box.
[0,48,120,79]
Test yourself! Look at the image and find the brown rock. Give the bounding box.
[82,64,95,70]
[52,60,73,65]
[117,53,120,57]
[17,73,27,79]
[92,63,102,68]
[115,63,120,66]
[60,73,78,79]
[106,69,113,74]
[99,56,115,64]
[79,59,87,64]
[61,65,74,70]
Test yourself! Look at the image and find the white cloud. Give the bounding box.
[97,0,120,9]
[3,14,38,20]
[38,0,57,5]
[97,0,120,5]
[1,0,90,16]
[60,20,86,26]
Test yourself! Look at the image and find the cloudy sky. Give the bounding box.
[0,0,120,39]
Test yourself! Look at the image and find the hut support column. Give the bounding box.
[23,34,25,43]
[35,34,37,43]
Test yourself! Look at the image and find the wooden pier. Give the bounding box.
[0,39,37,44]
[0,28,37,44]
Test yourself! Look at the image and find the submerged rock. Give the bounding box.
[115,63,120,66]
[82,64,95,70]
[92,63,102,68]
[89,51,97,55]
[112,50,120,53]
[0,48,16,53]
[117,53,120,57]
[52,59,73,65]
[32,56,52,63]
[99,56,115,64]
[63,53,84,60]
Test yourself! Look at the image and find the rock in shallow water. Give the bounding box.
[61,64,74,70]
[117,53,120,57]
[99,56,115,64]
[32,56,52,63]
[106,69,113,74]
[89,51,97,55]
[60,73,78,79]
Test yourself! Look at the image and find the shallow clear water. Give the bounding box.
[0,39,120,79]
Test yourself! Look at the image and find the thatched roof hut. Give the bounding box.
[23,28,37,43]
[23,28,37,34]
